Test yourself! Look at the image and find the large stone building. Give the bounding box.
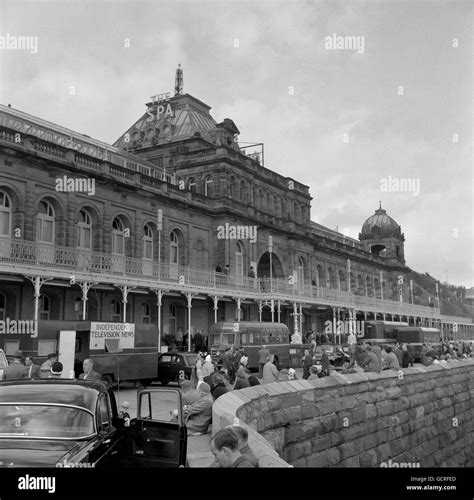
[0,67,471,354]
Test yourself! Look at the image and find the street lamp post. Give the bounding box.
[268,236,273,293]
[157,210,163,281]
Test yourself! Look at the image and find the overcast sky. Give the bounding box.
[1,0,472,287]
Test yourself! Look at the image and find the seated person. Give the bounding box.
[210,425,259,468]
[184,382,213,436]
[181,380,201,406]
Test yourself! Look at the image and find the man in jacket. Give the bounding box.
[371,342,383,367]
[262,355,278,383]
[25,356,41,379]
[2,351,28,380]
[210,428,256,468]
[79,358,101,380]
[258,345,269,378]
[184,382,213,435]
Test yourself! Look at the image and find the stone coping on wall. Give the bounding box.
[212,358,474,468]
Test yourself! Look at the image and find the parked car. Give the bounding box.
[157,352,197,385]
[0,379,187,467]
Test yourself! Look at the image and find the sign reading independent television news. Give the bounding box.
[89,322,135,350]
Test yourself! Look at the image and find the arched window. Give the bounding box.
[273,196,279,217]
[111,299,122,322]
[338,269,347,291]
[112,218,125,255]
[281,199,286,219]
[235,241,244,278]
[170,231,179,265]
[0,191,12,237]
[366,276,373,297]
[143,224,153,260]
[76,210,92,249]
[374,277,381,298]
[293,202,300,224]
[0,292,5,320]
[327,267,335,288]
[39,294,50,320]
[141,302,151,324]
[240,180,247,203]
[229,177,236,198]
[204,176,213,197]
[36,201,55,243]
[188,178,197,193]
[316,264,324,287]
[298,257,305,286]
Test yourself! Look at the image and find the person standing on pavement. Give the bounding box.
[25,356,41,379]
[2,351,28,380]
[302,349,312,380]
[176,328,183,350]
[262,355,278,383]
[193,330,204,353]
[201,355,215,379]
[258,345,269,378]
[40,353,58,378]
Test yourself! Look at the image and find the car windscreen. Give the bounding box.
[0,404,95,439]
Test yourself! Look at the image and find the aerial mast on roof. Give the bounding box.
[175,63,183,96]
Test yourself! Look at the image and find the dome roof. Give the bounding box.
[360,205,401,238]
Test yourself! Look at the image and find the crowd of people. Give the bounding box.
[162,328,209,352]
[1,351,102,381]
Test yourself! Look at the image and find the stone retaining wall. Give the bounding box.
[212,359,474,467]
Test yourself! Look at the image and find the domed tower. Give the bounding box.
[359,203,405,264]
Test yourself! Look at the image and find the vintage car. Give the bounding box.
[157,351,197,385]
[0,379,187,467]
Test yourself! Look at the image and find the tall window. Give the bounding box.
[266,193,271,213]
[74,297,83,320]
[0,191,12,237]
[112,218,125,255]
[36,201,55,243]
[111,299,122,322]
[204,176,213,197]
[298,257,305,286]
[188,178,197,193]
[142,302,151,324]
[170,231,179,265]
[143,224,153,260]
[235,241,243,278]
[293,202,300,224]
[39,294,50,320]
[0,292,5,320]
[76,210,92,250]
[240,181,248,203]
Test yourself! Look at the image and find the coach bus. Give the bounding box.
[0,320,158,386]
[363,320,409,344]
[209,322,290,370]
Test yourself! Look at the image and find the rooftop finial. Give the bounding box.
[379,200,382,210]
[175,63,183,96]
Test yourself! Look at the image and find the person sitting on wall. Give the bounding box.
[288,368,297,380]
[277,369,289,382]
[382,346,400,370]
[184,382,213,436]
[49,361,63,378]
[233,366,251,390]
[307,365,321,380]
[302,349,312,380]
[211,372,229,400]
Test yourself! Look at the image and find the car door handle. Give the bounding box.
[103,439,111,444]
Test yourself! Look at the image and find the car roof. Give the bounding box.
[160,351,196,357]
[0,380,106,411]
